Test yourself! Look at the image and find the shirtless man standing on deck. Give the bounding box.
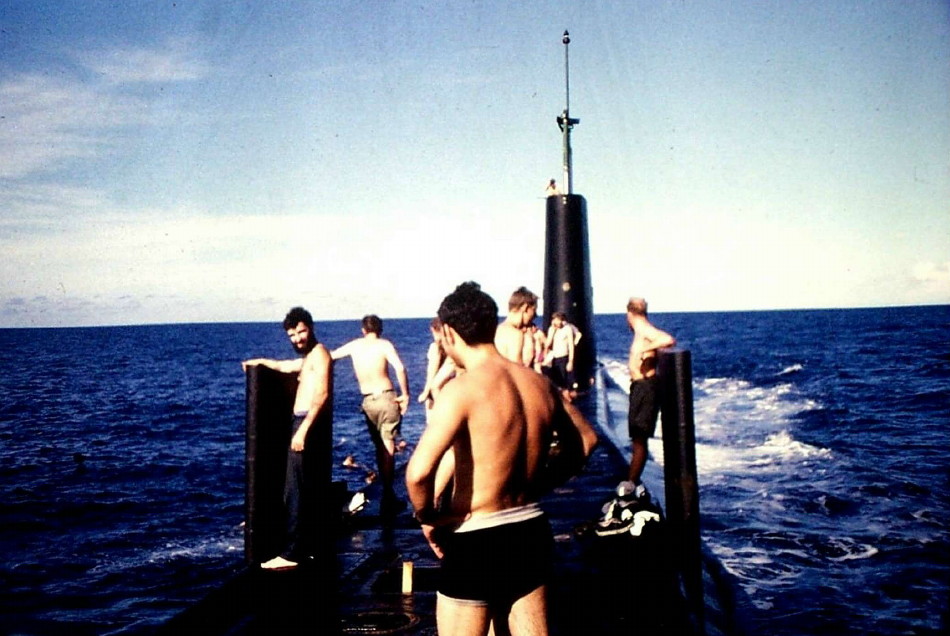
[332,315,410,514]
[242,306,332,570]
[495,286,539,367]
[626,297,676,490]
[407,282,597,635]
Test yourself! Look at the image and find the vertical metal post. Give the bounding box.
[245,365,298,564]
[245,365,334,565]
[562,30,572,194]
[658,349,705,633]
[560,30,577,195]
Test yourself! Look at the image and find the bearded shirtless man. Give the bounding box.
[242,306,332,570]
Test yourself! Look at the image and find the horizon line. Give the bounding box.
[2,302,947,330]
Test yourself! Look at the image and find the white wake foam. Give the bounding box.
[599,355,838,605]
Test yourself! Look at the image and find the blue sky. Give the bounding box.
[1,1,948,327]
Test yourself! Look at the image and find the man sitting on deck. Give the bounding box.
[407,282,598,635]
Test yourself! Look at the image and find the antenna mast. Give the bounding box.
[557,30,580,194]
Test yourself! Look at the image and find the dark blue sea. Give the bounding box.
[1,306,948,635]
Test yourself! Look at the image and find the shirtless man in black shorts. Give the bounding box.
[626,297,676,488]
[406,282,597,635]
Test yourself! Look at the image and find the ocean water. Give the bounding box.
[1,306,948,635]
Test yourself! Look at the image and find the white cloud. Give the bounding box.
[588,204,950,312]
[75,38,209,84]
[912,261,950,284]
[0,39,208,180]
[0,196,547,327]
[0,182,109,228]
[0,74,145,179]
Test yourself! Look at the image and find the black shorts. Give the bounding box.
[550,355,576,390]
[438,513,553,606]
[628,376,660,440]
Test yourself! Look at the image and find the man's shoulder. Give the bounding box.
[304,344,331,365]
[365,337,397,355]
[495,322,520,341]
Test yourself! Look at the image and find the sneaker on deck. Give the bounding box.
[595,505,636,537]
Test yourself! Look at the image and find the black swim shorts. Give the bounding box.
[438,509,553,607]
[628,376,660,440]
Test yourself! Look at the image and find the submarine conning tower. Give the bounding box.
[543,30,596,389]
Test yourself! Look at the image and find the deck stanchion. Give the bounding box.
[245,365,333,565]
[401,561,414,595]
[658,349,705,633]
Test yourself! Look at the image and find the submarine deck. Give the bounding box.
[158,374,746,635]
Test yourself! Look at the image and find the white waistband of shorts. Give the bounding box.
[454,502,544,534]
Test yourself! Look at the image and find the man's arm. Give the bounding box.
[538,390,598,492]
[242,358,303,373]
[565,327,575,370]
[565,397,599,457]
[385,343,410,413]
[290,347,332,452]
[430,357,457,394]
[406,384,466,557]
[418,343,441,403]
[521,332,535,367]
[643,324,676,354]
[330,340,355,361]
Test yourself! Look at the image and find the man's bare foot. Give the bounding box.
[260,556,298,570]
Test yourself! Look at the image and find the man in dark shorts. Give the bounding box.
[406,282,597,635]
[625,297,676,489]
[544,311,582,398]
[242,307,333,570]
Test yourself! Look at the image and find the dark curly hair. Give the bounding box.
[282,306,314,331]
[437,281,499,345]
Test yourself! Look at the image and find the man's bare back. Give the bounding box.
[331,316,409,407]
[334,335,403,395]
[626,300,675,381]
[495,320,528,366]
[408,285,596,527]
[628,329,661,381]
[437,356,558,519]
